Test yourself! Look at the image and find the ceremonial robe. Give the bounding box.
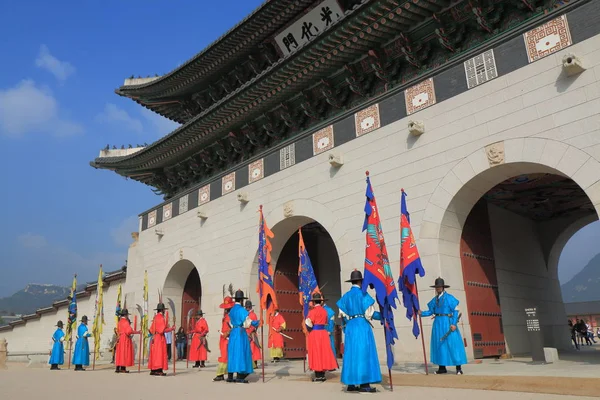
[421,292,467,367]
[305,305,338,372]
[72,324,91,366]
[336,286,381,386]
[115,317,136,367]
[148,313,173,371]
[323,304,336,357]
[227,303,259,374]
[218,314,231,363]
[49,328,65,365]
[269,313,286,358]
[247,310,261,362]
[189,318,209,362]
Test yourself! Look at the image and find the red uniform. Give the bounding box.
[189,318,209,362]
[247,310,261,362]
[269,313,286,349]
[115,318,136,367]
[217,314,231,363]
[306,305,338,372]
[148,313,174,371]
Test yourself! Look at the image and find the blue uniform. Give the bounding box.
[421,292,467,367]
[72,323,91,366]
[227,303,259,374]
[323,304,336,358]
[49,328,65,365]
[337,286,382,386]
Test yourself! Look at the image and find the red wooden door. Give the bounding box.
[181,268,201,333]
[274,231,306,359]
[460,200,506,358]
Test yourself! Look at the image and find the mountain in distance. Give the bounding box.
[561,253,600,303]
[0,284,71,316]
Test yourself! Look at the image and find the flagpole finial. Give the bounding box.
[259,205,263,211]
[401,188,404,192]
[365,170,370,176]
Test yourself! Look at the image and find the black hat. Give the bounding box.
[155,303,166,311]
[234,289,247,301]
[345,269,363,283]
[244,300,253,309]
[430,277,450,289]
[56,320,64,328]
[120,309,129,317]
[311,292,327,302]
[196,310,204,316]
[81,315,88,323]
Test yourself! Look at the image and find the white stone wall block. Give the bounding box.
[419,221,440,239]
[439,224,462,244]
[421,201,446,225]
[441,210,466,230]
[439,171,464,199]
[467,148,490,176]
[503,138,525,164]
[556,145,590,177]
[539,140,569,168]
[453,158,477,185]
[522,137,547,163]
[428,186,453,211]
[585,180,600,207]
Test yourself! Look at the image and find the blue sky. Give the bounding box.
[0,0,598,297]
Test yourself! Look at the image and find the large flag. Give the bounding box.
[142,271,149,358]
[298,228,320,334]
[115,283,122,330]
[64,274,78,342]
[92,265,104,361]
[398,190,426,338]
[362,172,399,370]
[256,205,277,325]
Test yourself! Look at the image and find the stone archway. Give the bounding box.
[419,138,600,359]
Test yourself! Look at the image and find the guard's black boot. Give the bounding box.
[456,365,463,375]
[213,375,224,381]
[359,384,377,393]
[226,373,235,383]
[200,361,205,368]
[193,361,200,368]
[50,364,59,370]
[434,366,447,375]
[236,373,249,383]
[346,385,359,392]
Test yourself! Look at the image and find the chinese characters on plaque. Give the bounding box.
[525,307,540,332]
[274,0,343,57]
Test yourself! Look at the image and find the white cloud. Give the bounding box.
[0,80,83,138]
[140,108,180,137]
[95,103,144,134]
[17,233,48,249]
[35,45,75,82]
[110,215,139,247]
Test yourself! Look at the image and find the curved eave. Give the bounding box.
[116,0,315,100]
[92,0,378,171]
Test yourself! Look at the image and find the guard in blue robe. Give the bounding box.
[420,278,467,375]
[323,303,336,358]
[227,290,259,383]
[72,315,91,371]
[49,320,65,370]
[337,270,381,393]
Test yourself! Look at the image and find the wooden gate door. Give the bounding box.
[181,269,201,333]
[274,231,306,359]
[460,200,506,358]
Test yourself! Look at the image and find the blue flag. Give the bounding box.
[298,228,320,330]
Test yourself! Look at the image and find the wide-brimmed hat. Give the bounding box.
[244,300,253,309]
[430,277,450,289]
[196,310,204,316]
[345,269,363,283]
[56,320,64,328]
[219,296,235,309]
[81,315,88,323]
[311,292,327,302]
[155,303,166,311]
[120,309,129,316]
[234,289,247,301]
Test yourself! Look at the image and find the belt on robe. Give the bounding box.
[348,315,365,320]
[312,325,326,330]
[434,313,453,317]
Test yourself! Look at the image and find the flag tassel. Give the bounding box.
[415,279,429,375]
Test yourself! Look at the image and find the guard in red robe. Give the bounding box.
[214,296,234,382]
[269,309,286,362]
[245,300,261,367]
[148,303,175,376]
[305,293,338,382]
[115,309,139,373]
[189,310,209,368]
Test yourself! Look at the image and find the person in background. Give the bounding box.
[586,321,597,343]
[109,327,118,363]
[165,329,173,361]
[49,320,65,370]
[72,315,92,371]
[176,327,186,361]
[568,320,579,350]
[269,309,286,362]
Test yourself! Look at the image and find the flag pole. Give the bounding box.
[414,279,429,375]
[381,307,393,391]
[138,332,143,372]
[261,322,265,383]
[67,340,72,370]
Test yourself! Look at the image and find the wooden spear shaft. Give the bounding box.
[261,311,265,383]
[414,279,429,375]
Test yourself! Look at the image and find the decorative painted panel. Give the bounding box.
[198,185,210,205]
[355,104,381,137]
[148,210,157,228]
[162,203,173,221]
[222,172,236,195]
[465,50,498,89]
[312,125,334,155]
[248,159,264,183]
[280,143,296,170]
[179,194,189,214]
[524,15,572,63]
[405,78,436,115]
